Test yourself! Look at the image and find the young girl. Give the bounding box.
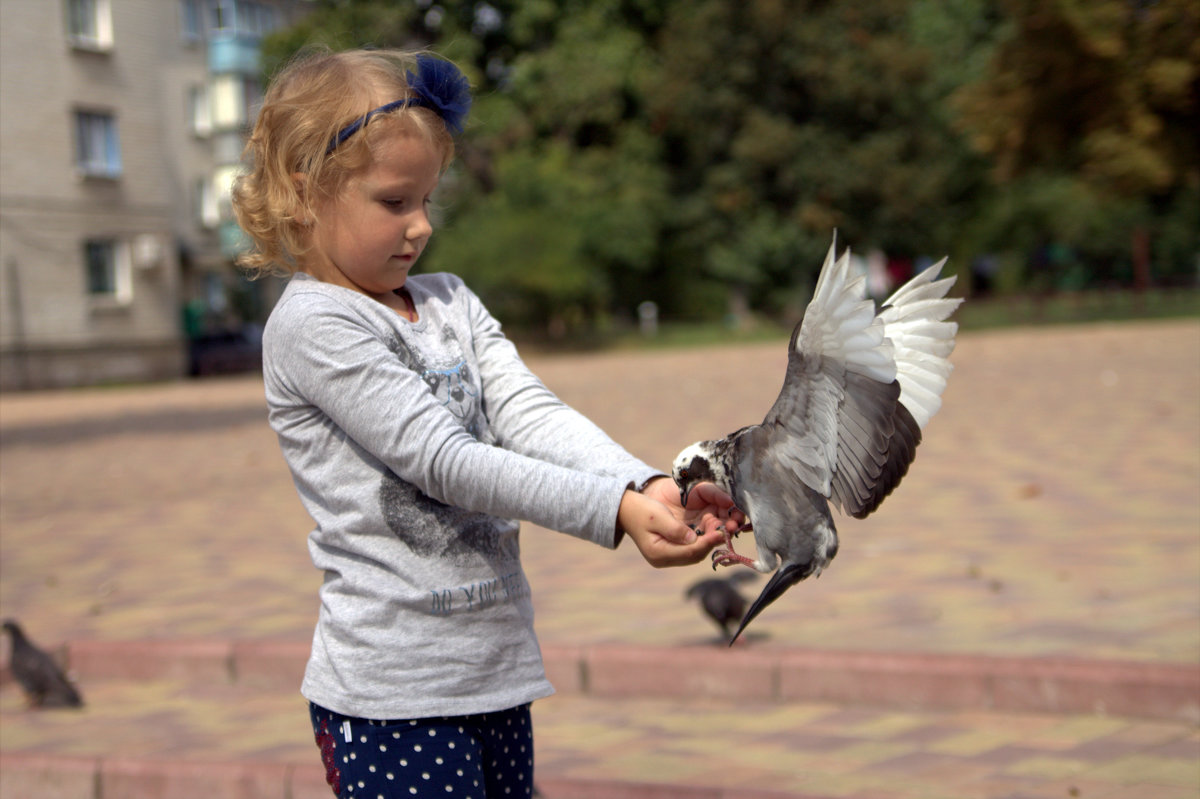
[233,48,739,798]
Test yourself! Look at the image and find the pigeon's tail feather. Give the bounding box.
[879,259,962,429]
[729,560,811,645]
[801,239,896,385]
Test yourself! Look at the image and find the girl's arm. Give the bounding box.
[464,287,658,481]
[265,295,623,545]
[266,292,728,564]
[461,284,744,551]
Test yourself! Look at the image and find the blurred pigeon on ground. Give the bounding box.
[3,619,84,708]
[685,572,758,642]
[673,236,961,644]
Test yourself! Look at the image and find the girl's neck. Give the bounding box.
[394,287,418,323]
[297,269,418,322]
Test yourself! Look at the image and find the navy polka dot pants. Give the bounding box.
[309,701,535,799]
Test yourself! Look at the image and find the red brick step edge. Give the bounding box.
[42,639,1200,723]
[0,752,815,799]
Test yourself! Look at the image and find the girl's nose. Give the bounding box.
[408,207,433,240]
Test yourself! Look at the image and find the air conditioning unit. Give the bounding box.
[132,233,164,270]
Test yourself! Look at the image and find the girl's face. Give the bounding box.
[303,128,442,301]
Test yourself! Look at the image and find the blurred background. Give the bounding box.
[1,0,1197,391]
[2,4,1198,796]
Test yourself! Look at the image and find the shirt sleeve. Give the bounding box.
[264,291,630,548]
[461,286,664,488]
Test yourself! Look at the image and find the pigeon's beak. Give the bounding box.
[679,485,691,508]
[728,561,810,646]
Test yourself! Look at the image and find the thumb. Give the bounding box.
[687,480,736,511]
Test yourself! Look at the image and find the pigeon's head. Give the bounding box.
[671,441,727,506]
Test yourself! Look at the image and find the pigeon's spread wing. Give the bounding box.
[762,239,959,518]
[762,239,897,503]
[833,261,959,517]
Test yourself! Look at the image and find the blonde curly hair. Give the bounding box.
[232,48,459,277]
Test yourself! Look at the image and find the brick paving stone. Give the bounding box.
[2,319,1199,798]
[3,321,1196,663]
[4,673,1193,797]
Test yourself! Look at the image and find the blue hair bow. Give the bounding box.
[406,54,471,135]
[327,55,472,154]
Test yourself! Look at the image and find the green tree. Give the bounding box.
[953,0,1200,286]
[646,0,989,315]
[431,1,673,333]
[270,2,1141,330]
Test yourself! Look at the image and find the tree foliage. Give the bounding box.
[260,0,1200,332]
[954,0,1199,284]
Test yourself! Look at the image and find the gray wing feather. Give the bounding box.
[833,371,921,518]
[759,240,953,517]
[759,325,843,497]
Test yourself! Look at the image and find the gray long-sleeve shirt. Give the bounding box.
[263,272,660,719]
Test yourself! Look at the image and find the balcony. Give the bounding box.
[208,35,258,75]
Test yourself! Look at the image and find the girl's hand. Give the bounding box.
[641,476,745,535]
[618,489,723,568]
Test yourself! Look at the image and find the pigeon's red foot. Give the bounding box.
[712,548,756,570]
[711,527,758,570]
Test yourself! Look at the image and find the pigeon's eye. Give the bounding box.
[679,468,690,481]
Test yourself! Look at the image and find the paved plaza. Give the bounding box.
[1,318,1197,797]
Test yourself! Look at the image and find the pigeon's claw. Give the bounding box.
[712,548,755,570]
[711,527,758,570]
[709,511,757,569]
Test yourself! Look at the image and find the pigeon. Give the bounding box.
[672,236,961,644]
[684,572,758,641]
[2,619,84,708]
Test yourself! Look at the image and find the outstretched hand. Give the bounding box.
[618,477,744,568]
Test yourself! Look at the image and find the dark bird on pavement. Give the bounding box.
[673,237,961,644]
[685,572,759,642]
[3,619,84,708]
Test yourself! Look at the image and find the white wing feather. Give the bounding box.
[878,259,962,429]
[798,238,896,385]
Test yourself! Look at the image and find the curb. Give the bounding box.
[0,753,817,799]
[46,638,1200,723]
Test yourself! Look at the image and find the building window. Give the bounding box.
[66,0,113,51]
[196,176,219,228]
[189,85,212,136]
[84,239,131,302]
[214,165,240,220]
[75,110,122,178]
[211,0,235,34]
[181,0,204,43]
[209,74,261,130]
[239,2,278,37]
[209,1,279,39]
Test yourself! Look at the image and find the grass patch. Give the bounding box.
[954,288,1199,331]
[515,287,1199,353]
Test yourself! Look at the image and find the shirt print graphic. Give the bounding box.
[391,323,482,438]
[379,473,519,568]
[380,322,524,614]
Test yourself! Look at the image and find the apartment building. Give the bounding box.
[0,0,305,390]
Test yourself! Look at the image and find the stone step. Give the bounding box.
[3,662,1197,799]
[16,638,1198,723]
